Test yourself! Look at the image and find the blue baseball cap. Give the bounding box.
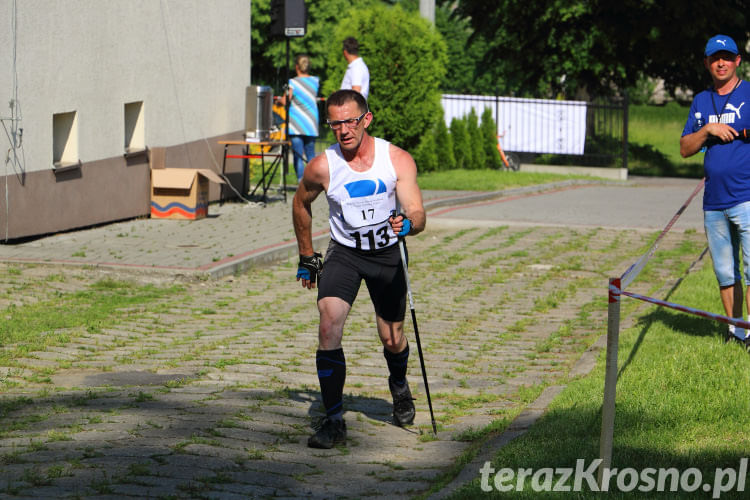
[705,35,739,57]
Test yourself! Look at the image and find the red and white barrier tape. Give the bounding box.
[620,287,750,330]
[620,178,705,289]
[608,278,621,304]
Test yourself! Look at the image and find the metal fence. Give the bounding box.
[441,93,629,169]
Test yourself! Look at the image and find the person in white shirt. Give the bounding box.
[292,90,425,448]
[340,37,370,99]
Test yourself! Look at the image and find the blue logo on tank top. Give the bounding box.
[343,179,387,198]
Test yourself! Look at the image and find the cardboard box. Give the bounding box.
[150,168,225,220]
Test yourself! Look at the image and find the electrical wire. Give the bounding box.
[3,0,20,241]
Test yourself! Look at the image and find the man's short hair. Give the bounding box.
[295,54,310,73]
[326,89,368,116]
[342,37,359,56]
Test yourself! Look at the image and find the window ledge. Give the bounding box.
[52,160,82,173]
[124,146,149,159]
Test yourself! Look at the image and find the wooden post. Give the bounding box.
[598,277,621,487]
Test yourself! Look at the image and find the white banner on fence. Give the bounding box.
[441,94,588,155]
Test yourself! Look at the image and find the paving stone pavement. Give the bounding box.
[0,178,708,498]
[0,181,610,279]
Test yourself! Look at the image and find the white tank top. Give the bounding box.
[325,138,398,251]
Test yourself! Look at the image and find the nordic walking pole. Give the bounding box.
[397,232,438,436]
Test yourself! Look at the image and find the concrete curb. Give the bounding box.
[421,179,602,212]
[520,164,628,181]
[204,232,331,279]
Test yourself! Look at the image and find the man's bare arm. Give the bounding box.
[681,122,738,157]
[390,144,425,236]
[292,154,327,256]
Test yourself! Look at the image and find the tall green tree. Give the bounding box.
[323,4,448,152]
[413,109,455,172]
[434,112,455,171]
[450,117,469,170]
[480,107,502,170]
[251,0,375,92]
[435,2,508,95]
[251,0,421,93]
[435,4,478,94]
[412,129,439,173]
[465,109,484,169]
[452,0,748,98]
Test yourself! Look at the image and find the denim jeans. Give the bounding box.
[291,135,317,181]
[704,201,750,286]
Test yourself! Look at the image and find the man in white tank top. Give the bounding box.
[292,89,426,448]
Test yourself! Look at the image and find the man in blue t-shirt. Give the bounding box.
[681,34,750,343]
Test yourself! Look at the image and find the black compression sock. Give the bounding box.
[384,344,409,386]
[316,348,346,418]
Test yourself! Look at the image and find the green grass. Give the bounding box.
[249,163,298,188]
[628,101,703,178]
[269,160,589,192]
[444,262,750,499]
[0,279,182,363]
[416,169,586,191]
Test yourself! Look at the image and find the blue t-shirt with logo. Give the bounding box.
[682,80,750,210]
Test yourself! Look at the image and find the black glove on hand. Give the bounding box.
[297,252,323,283]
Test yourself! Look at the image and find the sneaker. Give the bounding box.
[726,325,736,343]
[727,324,746,344]
[307,417,346,449]
[389,377,415,427]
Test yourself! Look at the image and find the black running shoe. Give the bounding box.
[307,417,346,449]
[389,377,415,426]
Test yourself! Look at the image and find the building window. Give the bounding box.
[53,111,80,169]
[124,101,146,155]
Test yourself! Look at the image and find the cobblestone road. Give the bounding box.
[0,203,707,498]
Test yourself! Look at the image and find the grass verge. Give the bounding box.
[628,102,703,178]
[258,164,587,193]
[444,262,750,498]
[416,169,589,191]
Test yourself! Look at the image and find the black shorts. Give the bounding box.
[317,240,407,322]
